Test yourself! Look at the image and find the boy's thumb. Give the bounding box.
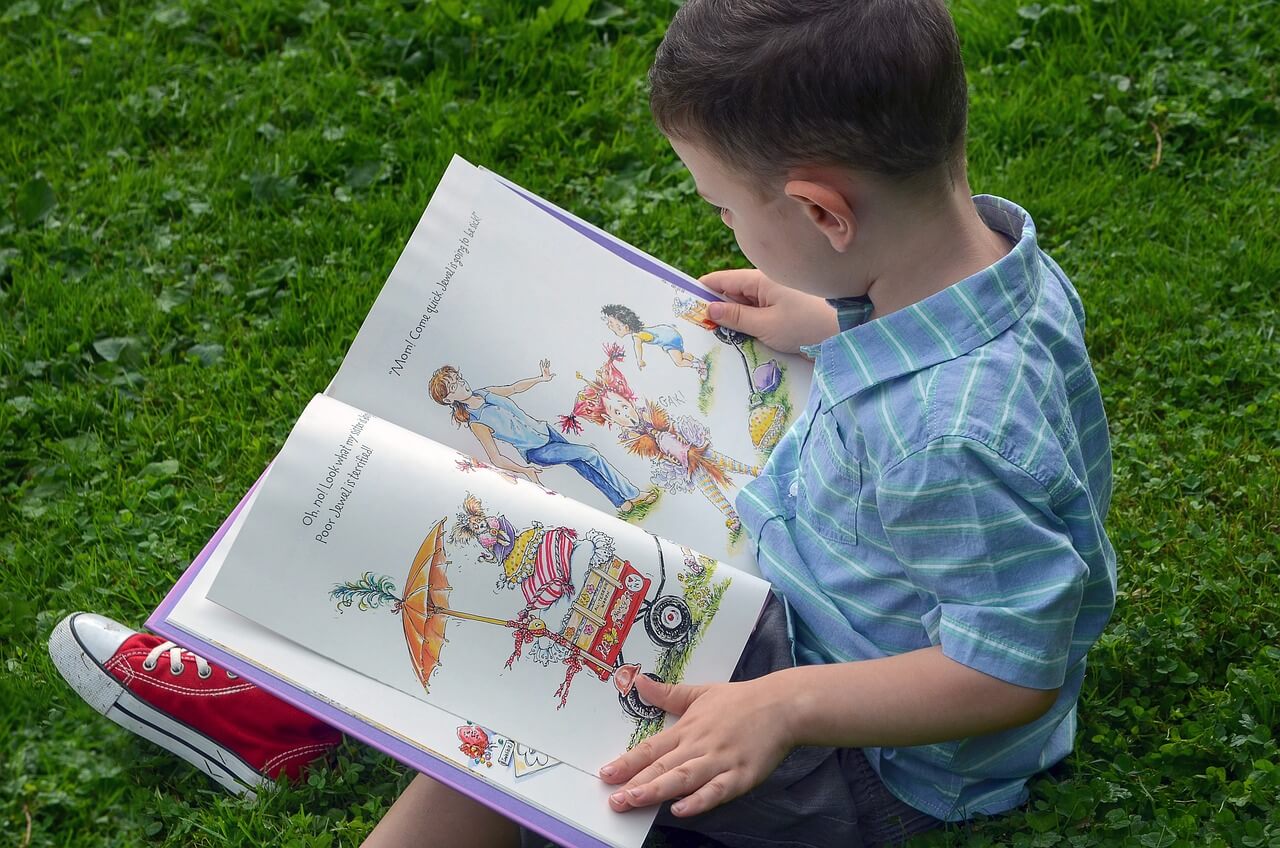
[707,300,758,335]
[634,675,705,716]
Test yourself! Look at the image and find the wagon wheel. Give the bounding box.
[644,595,692,647]
[619,672,666,721]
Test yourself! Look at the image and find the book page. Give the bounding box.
[166,486,657,848]
[206,394,770,773]
[325,157,811,574]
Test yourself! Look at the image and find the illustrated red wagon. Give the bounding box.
[365,519,693,721]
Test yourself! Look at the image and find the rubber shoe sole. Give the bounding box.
[48,613,267,799]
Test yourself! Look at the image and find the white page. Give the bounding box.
[325,156,811,575]
[207,394,770,773]
[168,486,657,848]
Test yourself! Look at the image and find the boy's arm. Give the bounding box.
[601,648,1058,816]
[701,269,839,352]
[605,437,1093,817]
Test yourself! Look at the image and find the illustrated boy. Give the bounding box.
[49,1,1116,846]
[601,303,709,380]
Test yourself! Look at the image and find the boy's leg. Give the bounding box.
[650,595,941,848]
[48,612,340,797]
[363,772,519,848]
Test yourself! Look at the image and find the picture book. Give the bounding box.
[149,157,814,848]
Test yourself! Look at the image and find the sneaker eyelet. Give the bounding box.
[141,659,157,671]
[171,663,185,675]
[198,667,212,679]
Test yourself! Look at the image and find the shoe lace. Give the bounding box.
[141,642,238,680]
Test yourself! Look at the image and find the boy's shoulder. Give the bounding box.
[818,197,1105,497]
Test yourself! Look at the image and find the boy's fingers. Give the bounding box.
[700,269,761,303]
[698,269,741,293]
[668,771,742,817]
[610,755,718,810]
[706,299,763,335]
[599,731,679,783]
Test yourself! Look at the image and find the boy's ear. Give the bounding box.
[783,179,856,253]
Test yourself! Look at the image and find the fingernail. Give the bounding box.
[599,765,616,778]
[671,801,686,815]
[610,792,626,805]
[627,789,644,802]
[707,302,723,320]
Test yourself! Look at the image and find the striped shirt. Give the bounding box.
[737,196,1117,822]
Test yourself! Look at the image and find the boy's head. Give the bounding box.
[650,0,971,297]
[650,0,967,186]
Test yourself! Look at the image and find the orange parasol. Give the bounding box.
[399,518,453,692]
[395,518,525,694]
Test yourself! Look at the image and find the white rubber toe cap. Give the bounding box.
[66,613,134,662]
[48,613,133,714]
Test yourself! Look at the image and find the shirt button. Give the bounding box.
[788,480,799,498]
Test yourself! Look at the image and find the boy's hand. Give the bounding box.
[701,269,839,354]
[599,674,795,818]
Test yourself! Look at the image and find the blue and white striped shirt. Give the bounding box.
[737,196,1117,821]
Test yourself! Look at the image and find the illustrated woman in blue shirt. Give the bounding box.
[428,361,656,515]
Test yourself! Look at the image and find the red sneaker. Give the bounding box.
[48,612,341,798]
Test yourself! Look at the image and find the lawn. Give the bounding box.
[2,0,1278,845]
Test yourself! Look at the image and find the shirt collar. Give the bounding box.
[805,195,1043,409]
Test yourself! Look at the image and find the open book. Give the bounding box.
[149,157,813,848]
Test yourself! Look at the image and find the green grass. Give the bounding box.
[2,0,1278,845]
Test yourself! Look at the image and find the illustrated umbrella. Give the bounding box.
[400,518,453,692]
[396,518,545,694]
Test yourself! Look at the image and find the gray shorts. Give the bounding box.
[524,594,941,848]
[649,594,939,848]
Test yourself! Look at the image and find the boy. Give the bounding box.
[51,1,1116,845]
[368,0,1116,845]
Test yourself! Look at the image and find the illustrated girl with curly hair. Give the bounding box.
[560,344,758,533]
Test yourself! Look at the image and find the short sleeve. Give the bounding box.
[877,437,1086,690]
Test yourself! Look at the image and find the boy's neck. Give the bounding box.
[861,182,1012,320]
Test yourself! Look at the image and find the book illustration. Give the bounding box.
[458,722,498,767]
[673,295,790,454]
[450,493,603,613]
[456,722,560,778]
[429,362,656,517]
[454,455,562,497]
[514,742,556,778]
[559,344,760,536]
[328,516,705,734]
[601,303,709,382]
[454,455,521,486]
[451,493,518,564]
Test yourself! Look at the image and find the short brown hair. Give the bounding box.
[649,0,968,182]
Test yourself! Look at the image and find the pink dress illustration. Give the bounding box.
[560,344,759,532]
